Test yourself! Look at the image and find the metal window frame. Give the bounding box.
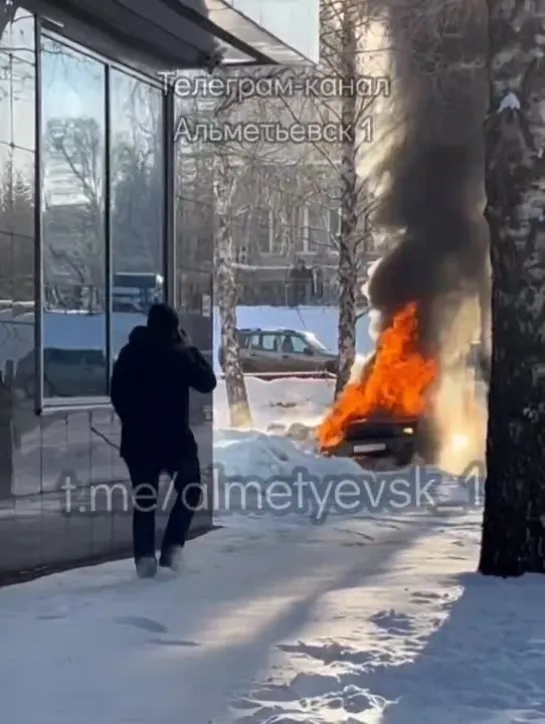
[40,23,165,89]
[33,15,44,415]
[104,62,113,391]
[163,84,176,307]
[34,21,175,415]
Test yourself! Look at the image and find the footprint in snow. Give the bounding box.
[149,638,200,648]
[36,609,69,620]
[410,590,443,604]
[114,615,168,633]
[370,609,415,634]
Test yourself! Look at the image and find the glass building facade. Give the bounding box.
[0,0,317,579]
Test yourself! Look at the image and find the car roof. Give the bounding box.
[238,327,304,334]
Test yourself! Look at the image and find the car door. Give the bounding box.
[259,333,282,372]
[243,333,262,372]
[278,333,311,371]
[291,333,317,370]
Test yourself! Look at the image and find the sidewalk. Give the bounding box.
[0,507,540,724]
[0,476,213,584]
[0,421,213,582]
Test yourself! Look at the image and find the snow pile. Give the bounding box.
[213,375,359,486]
[212,376,478,524]
[213,428,476,524]
[214,376,335,430]
[214,427,360,480]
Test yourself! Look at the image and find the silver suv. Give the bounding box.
[218,328,338,374]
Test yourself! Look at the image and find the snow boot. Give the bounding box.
[135,556,157,579]
[159,546,185,574]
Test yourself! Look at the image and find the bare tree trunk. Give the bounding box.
[479,1,545,576]
[335,0,359,397]
[213,154,253,428]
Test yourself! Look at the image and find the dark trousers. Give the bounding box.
[127,462,202,561]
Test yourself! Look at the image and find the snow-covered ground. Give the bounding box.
[1,307,533,724]
[0,372,515,724]
[3,507,545,723]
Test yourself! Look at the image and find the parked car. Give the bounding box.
[15,347,108,398]
[218,327,338,375]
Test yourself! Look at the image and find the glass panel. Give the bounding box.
[174,92,214,314]
[0,52,35,151]
[261,333,278,351]
[9,146,34,238]
[41,36,107,398]
[0,8,39,503]
[0,5,35,63]
[303,331,327,352]
[110,68,163,331]
[290,335,307,354]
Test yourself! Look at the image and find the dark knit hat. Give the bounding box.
[147,302,179,332]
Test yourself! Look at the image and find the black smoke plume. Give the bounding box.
[369,0,490,360]
[364,0,490,469]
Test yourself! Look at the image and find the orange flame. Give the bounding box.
[317,302,437,450]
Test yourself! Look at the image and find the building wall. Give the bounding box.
[0,5,213,578]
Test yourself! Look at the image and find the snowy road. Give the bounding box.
[1,508,544,723]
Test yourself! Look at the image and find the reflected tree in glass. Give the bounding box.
[110,69,163,314]
[40,36,108,398]
[45,116,105,305]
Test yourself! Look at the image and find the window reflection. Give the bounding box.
[110,69,163,318]
[174,91,213,433]
[0,6,36,499]
[174,93,213,314]
[41,36,107,398]
[0,4,35,63]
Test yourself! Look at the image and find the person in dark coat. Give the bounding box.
[110,302,216,578]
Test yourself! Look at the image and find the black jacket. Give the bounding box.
[110,325,216,468]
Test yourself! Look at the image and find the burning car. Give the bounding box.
[317,303,440,468]
[322,416,421,467]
